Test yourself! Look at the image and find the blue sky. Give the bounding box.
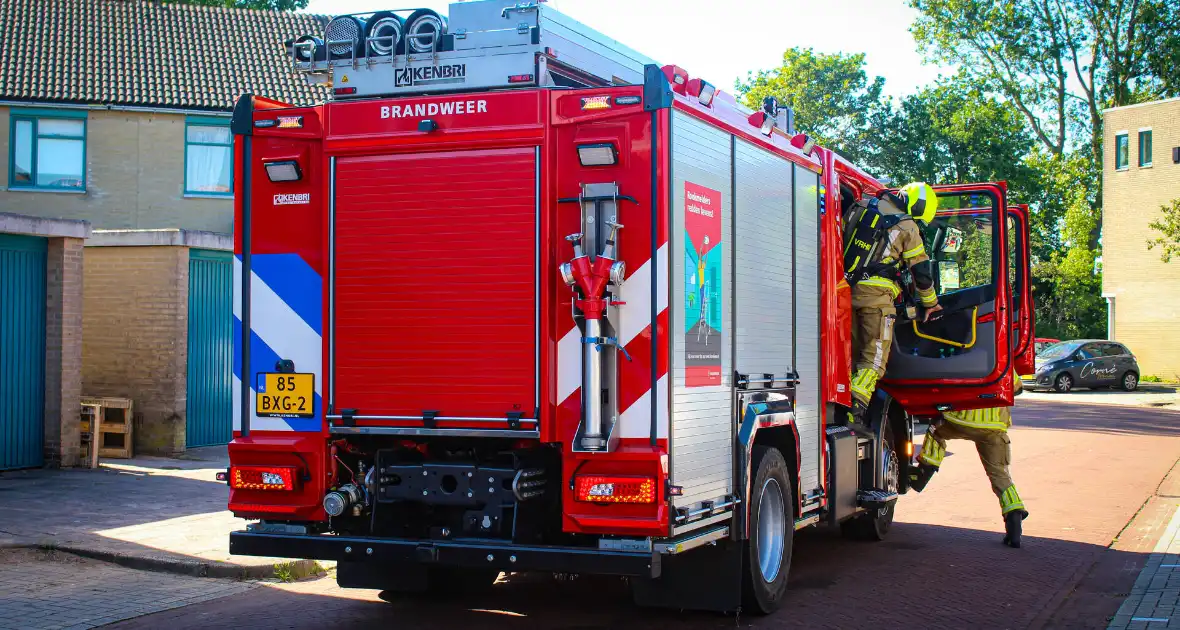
[302,0,953,100]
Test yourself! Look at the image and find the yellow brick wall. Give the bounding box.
[1102,98,1180,380]
[0,107,232,233]
[82,246,190,456]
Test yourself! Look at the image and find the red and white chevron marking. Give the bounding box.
[557,244,669,439]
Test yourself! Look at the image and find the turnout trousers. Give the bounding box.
[918,420,1027,516]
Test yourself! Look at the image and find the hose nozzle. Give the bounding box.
[565,232,585,258]
[602,218,623,259]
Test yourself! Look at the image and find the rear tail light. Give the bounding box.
[230,466,297,491]
[574,475,656,504]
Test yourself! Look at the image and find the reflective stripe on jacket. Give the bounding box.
[943,406,1011,431]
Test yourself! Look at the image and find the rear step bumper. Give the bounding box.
[230,531,661,578]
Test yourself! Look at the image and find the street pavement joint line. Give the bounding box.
[1129,618,1169,623]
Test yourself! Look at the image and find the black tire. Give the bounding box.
[840,424,899,541]
[1121,371,1139,392]
[1054,373,1074,393]
[741,446,793,615]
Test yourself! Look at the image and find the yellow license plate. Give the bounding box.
[255,373,315,418]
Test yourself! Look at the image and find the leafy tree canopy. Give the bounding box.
[735,48,886,162]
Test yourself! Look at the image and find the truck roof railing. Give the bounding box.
[287,0,658,100]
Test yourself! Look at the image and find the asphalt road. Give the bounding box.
[111,400,1180,630]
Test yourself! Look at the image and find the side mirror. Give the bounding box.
[940,226,964,254]
[938,260,961,291]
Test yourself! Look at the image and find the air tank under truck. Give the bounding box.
[225,0,1035,613]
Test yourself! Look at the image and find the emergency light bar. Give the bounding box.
[686,78,715,107]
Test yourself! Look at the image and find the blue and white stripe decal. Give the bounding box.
[233,254,323,432]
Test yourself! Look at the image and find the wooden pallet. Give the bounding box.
[80,397,134,461]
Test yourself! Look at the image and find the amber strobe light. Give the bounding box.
[230,466,296,491]
[574,475,656,504]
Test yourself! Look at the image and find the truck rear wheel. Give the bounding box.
[840,426,898,541]
[741,446,793,614]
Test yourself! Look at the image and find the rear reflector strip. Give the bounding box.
[574,475,656,504]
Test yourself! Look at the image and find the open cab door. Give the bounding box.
[1009,204,1035,376]
[881,182,1025,415]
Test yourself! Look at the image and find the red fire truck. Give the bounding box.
[226,0,1035,613]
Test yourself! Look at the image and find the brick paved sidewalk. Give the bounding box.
[0,447,320,579]
[1109,502,1180,629]
[0,548,253,630]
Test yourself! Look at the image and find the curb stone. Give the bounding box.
[37,543,326,581]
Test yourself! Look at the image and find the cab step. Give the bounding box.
[856,489,899,511]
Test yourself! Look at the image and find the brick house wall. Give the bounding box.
[43,237,85,466]
[82,246,190,456]
[1102,97,1180,379]
[0,107,233,234]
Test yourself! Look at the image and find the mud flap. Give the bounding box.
[631,539,743,612]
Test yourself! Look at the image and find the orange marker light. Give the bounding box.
[580,95,611,111]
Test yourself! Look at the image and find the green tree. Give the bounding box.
[864,77,1036,192]
[1023,150,1106,339]
[909,0,1179,161]
[169,0,309,10]
[1147,199,1180,263]
[735,48,886,162]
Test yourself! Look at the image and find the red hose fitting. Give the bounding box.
[569,256,615,320]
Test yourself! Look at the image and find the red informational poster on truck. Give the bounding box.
[685,181,722,387]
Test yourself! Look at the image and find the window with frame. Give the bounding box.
[9,111,86,190]
[1138,130,1152,167]
[184,118,233,196]
[1115,133,1129,170]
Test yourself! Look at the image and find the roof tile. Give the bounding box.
[0,0,329,111]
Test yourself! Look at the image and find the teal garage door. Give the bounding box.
[186,249,233,448]
[0,234,46,470]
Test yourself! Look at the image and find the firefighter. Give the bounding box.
[844,182,942,417]
[911,374,1029,548]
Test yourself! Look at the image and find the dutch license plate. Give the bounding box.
[255,373,315,418]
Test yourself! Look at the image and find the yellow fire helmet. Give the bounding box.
[900,182,938,223]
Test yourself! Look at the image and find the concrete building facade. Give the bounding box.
[1102,97,1180,379]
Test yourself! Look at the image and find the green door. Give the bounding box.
[0,234,46,469]
[186,249,233,447]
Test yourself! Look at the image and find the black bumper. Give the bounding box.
[230,531,661,578]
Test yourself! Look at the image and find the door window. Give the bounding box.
[1076,344,1101,360]
[1101,343,1126,357]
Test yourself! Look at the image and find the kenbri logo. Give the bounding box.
[394,64,466,87]
[274,193,310,205]
[381,99,488,119]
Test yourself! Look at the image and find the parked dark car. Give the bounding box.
[1034,337,1060,354]
[1023,340,1139,393]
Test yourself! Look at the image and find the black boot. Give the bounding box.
[908,463,938,492]
[1002,510,1027,548]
